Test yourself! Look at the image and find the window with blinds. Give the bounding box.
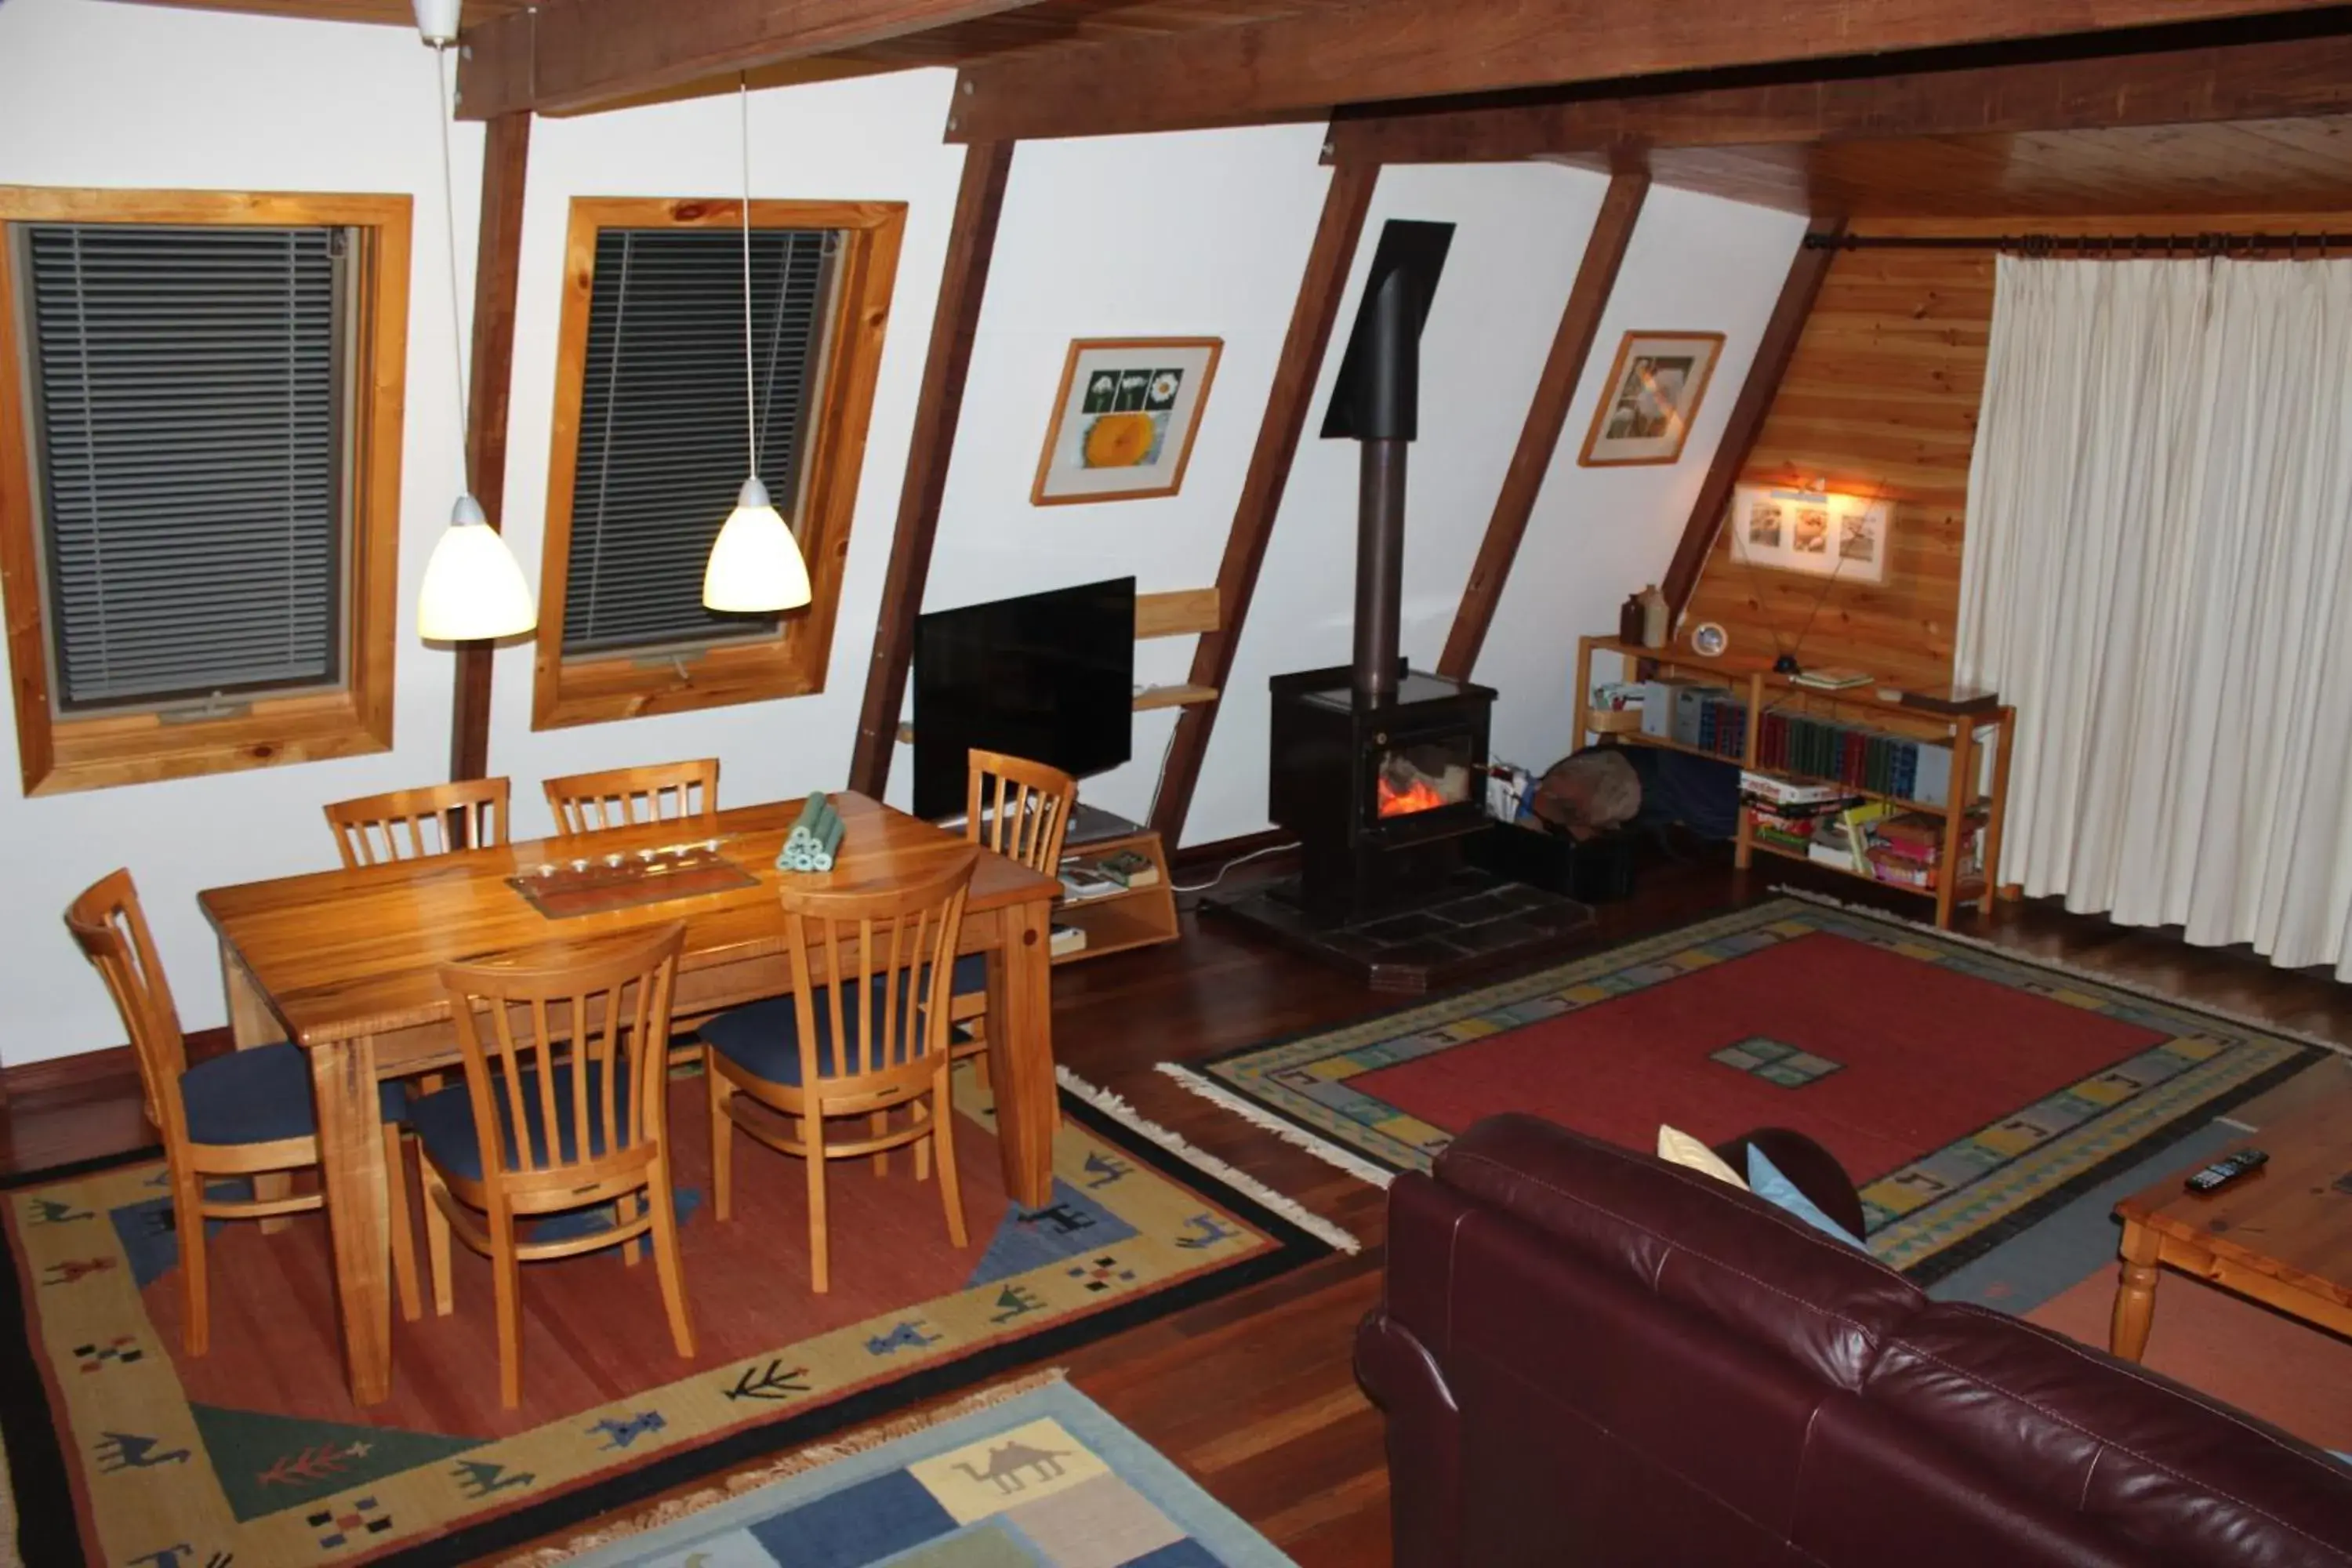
[561,226,835,657]
[16,222,354,713]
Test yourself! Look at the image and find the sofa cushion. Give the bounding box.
[1864,1302,2352,1567]
[1747,1142,1865,1250]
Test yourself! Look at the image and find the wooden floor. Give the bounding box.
[9,843,2352,1564]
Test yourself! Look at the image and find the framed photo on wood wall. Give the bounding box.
[1730,483,1891,585]
[1578,330,1725,466]
[1032,337,1223,505]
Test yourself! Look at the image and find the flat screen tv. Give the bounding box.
[911,577,1135,820]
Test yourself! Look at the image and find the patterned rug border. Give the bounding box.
[506,1368,1071,1566]
[0,1085,1339,1568]
[1156,895,2339,1288]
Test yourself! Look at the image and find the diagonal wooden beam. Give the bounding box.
[1149,162,1381,847]
[1438,169,1647,681]
[1327,24,2352,165]
[847,141,1016,800]
[946,0,2350,143]
[449,112,532,784]
[456,0,1046,121]
[1660,219,1844,624]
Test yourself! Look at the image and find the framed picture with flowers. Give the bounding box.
[1031,337,1222,505]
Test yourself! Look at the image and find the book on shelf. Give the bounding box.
[1788,667,1874,691]
[1091,848,1160,889]
[1058,865,1124,902]
[1050,923,1088,957]
[1896,682,2002,716]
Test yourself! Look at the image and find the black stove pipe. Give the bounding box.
[1322,219,1453,709]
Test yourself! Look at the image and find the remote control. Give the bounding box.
[2183,1149,2267,1194]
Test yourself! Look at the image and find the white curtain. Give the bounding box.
[1957,255,2352,979]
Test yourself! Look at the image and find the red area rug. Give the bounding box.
[1174,896,2322,1281]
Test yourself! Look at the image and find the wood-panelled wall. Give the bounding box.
[1679,210,2352,695]
[1680,226,1988,693]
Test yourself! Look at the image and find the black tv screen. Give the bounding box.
[911,577,1135,820]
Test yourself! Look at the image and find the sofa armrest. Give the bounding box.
[1356,1308,1462,1568]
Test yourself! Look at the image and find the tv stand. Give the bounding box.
[1054,827,1180,965]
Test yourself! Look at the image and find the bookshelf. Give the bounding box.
[1573,633,2016,927]
[1053,828,1181,964]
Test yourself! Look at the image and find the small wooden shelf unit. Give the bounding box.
[1573,634,2016,927]
[1053,828,1180,964]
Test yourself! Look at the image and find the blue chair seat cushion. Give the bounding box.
[407,1064,637,1184]
[948,951,987,997]
[701,974,941,1087]
[180,1042,407,1147]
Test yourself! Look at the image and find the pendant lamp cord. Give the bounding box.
[434,42,470,492]
[740,74,760,480]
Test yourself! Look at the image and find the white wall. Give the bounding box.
[0,0,1801,1064]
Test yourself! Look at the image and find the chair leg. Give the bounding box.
[174,1167,210,1357]
[931,1066,968,1250]
[255,1171,294,1236]
[805,1115,831,1294]
[489,1198,522,1409]
[870,1112,890,1178]
[423,1170,455,1318]
[621,1193,644,1268]
[646,1163,695,1359]
[914,1100,931,1184]
[382,1125,423,1323]
[706,1051,735,1223]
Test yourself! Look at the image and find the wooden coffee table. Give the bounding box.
[2110,1087,2352,1360]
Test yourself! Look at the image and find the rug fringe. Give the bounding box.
[1772,885,2352,1062]
[499,1370,1071,1566]
[1057,1066,1367,1250]
[1151,1064,1396,1192]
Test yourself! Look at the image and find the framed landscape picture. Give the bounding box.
[1032,337,1222,506]
[1578,330,1725,466]
[1730,483,1891,584]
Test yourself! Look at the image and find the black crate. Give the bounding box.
[1465,820,1638,903]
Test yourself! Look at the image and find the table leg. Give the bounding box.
[2110,1217,2161,1361]
[989,898,1057,1210]
[223,942,296,1232]
[311,1033,393,1406]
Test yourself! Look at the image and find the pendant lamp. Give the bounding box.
[702,78,813,614]
[413,0,537,642]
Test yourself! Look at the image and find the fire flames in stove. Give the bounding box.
[1376,760,1457,818]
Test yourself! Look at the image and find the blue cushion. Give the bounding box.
[701,974,934,1087]
[407,1064,637,1183]
[180,1042,407,1146]
[948,951,988,997]
[1747,1143,1867,1250]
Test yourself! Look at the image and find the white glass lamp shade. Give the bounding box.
[418,495,536,641]
[703,477,812,613]
[413,0,460,45]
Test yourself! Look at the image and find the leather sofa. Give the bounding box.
[1356,1113,2352,1566]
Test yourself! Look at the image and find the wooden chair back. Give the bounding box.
[437,924,684,1196]
[64,869,187,1139]
[964,749,1076,875]
[778,849,978,1097]
[543,760,719,835]
[325,778,512,868]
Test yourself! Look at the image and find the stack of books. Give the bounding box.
[1863,812,1981,891]
[1740,771,1857,855]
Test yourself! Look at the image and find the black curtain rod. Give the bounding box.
[1805,230,2352,256]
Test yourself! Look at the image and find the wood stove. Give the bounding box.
[1271,662,1495,920]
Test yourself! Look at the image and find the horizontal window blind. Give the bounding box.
[20,222,347,711]
[564,226,833,657]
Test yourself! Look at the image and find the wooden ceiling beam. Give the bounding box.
[946,0,2351,143]
[456,0,1047,121]
[1327,27,2352,164]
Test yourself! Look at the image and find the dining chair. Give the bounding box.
[66,869,423,1353]
[543,759,719,835]
[324,778,511,868]
[410,922,695,1407]
[700,848,978,1294]
[949,750,1076,1091]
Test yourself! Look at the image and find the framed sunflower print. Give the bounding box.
[1032,337,1223,505]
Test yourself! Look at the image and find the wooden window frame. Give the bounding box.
[0,187,408,797]
[532,196,906,731]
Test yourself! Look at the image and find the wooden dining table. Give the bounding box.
[198,791,1062,1406]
